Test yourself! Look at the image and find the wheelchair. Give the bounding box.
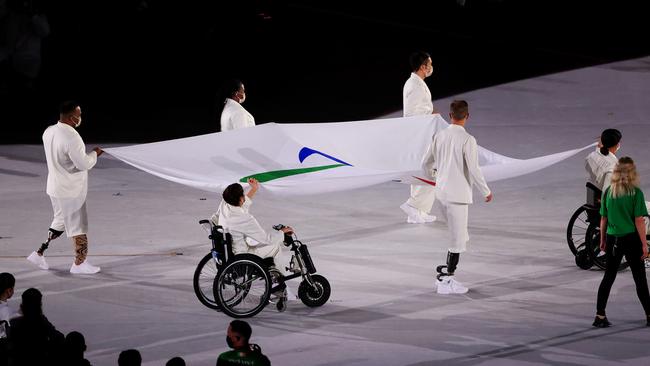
[193,220,331,318]
[566,182,650,271]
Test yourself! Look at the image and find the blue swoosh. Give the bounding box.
[298,147,352,166]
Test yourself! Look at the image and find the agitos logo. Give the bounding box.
[239,147,352,183]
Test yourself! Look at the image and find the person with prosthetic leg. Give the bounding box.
[27,101,103,274]
[421,100,493,294]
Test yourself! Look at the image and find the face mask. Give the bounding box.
[238,93,246,104]
[425,65,433,77]
[74,117,82,128]
[226,336,234,348]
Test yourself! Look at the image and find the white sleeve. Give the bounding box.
[240,214,284,248]
[67,134,97,171]
[421,140,436,180]
[464,136,491,197]
[602,171,612,190]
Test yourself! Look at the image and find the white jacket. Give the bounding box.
[220,98,255,131]
[585,149,617,190]
[212,196,284,254]
[0,300,17,338]
[42,122,97,198]
[423,124,490,204]
[403,73,433,117]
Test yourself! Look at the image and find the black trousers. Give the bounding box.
[596,232,650,316]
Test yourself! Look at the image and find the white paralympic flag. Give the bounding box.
[104,114,593,195]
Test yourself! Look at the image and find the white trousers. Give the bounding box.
[49,196,88,237]
[234,240,282,260]
[439,200,469,253]
[406,184,436,213]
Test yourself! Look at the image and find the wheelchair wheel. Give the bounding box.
[567,206,590,255]
[298,275,331,308]
[213,254,271,318]
[586,225,629,271]
[193,253,222,310]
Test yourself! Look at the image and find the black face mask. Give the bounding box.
[226,336,234,348]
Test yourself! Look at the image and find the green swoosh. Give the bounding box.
[240,164,346,183]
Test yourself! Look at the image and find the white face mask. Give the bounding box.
[74,116,82,128]
[238,92,246,104]
[425,64,433,77]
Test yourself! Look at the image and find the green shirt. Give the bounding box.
[217,349,271,366]
[600,187,648,236]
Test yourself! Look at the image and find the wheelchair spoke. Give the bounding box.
[215,257,271,317]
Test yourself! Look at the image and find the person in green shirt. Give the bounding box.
[594,156,650,328]
[217,320,271,366]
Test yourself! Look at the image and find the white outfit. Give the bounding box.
[585,149,617,191]
[220,98,255,131]
[423,124,491,252]
[42,122,97,237]
[403,72,436,213]
[212,196,283,259]
[0,299,16,338]
[403,72,434,117]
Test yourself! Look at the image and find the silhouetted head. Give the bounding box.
[118,349,142,366]
[65,331,87,355]
[20,288,43,318]
[166,356,186,366]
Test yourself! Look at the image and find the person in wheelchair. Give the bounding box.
[584,129,650,258]
[585,128,621,191]
[211,178,293,265]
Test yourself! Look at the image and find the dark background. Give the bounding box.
[1,0,648,143]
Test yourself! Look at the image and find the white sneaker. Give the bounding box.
[436,276,469,294]
[400,203,424,224]
[27,251,49,270]
[70,261,101,274]
[420,212,437,223]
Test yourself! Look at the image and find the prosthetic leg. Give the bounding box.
[435,251,468,294]
[38,228,64,255]
[27,228,64,270]
[436,251,459,280]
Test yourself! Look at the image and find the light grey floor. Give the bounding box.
[2,57,650,366]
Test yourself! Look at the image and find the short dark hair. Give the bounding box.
[450,100,469,120]
[222,183,244,206]
[222,79,244,99]
[166,357,186,366]
[230,320,252,342]
[21,287,43,317]
[599,128,622,155]
[59,100,80,115]
[0,272,15,293]
[65,331,87,353]
[409,51,431,72]
[118,349,142,366]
